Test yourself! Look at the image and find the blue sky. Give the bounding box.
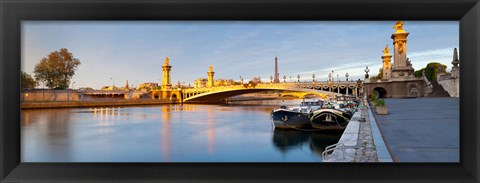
[22,21,459,89]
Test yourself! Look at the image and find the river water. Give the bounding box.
[21,99,342,162]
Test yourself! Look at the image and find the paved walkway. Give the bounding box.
[325,102,392,162]
[354,107,377,162]
[373,98,459,162]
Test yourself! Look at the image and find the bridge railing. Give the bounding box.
[182,82,360,93]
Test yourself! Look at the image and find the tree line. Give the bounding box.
[21,48,81,90]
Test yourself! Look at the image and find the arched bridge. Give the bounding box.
[181,82,362,103]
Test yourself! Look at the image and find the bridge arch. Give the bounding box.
[373,87,388,98]
[171,93,178,100]
[183,88,333,103]
[181,82,360,103]
[153,92,160,99]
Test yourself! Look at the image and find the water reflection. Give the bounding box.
[22,99,343,162]
[21,109,73,161]
[206,106,216,154]
[272,129,343,158]
[161,106,171,161]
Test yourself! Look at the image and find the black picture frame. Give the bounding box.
[1,0,479,182]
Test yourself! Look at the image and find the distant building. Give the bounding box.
[194,78,208,88]
[137,82,159,91]
[194,78,235,88]
[101,86,119,90]
[251,77,262,84]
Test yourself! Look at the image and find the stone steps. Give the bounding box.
[426,80,450,97]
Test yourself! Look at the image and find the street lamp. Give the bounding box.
[290,76,292,82]
[297,74,300,82]
[345,72,349,81]
[337,74,339,82]
[270,76,273,83]
[240,76,244,84]
[312,73,316,82]
[71,81,75,90]
[283,75,286,83]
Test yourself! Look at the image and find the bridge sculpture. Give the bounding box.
[181,81,362,103]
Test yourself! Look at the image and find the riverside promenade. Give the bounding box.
[325,97,459,162]
[373,98,459,162]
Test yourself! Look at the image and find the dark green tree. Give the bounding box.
[413,63,447,80]
[21,71,37,90]
[34,48,81,89]
[414,68,425,78]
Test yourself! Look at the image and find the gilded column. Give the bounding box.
[390,21,414,79]
[381,45,392,80]
[162,57,172,89]
[207,66,215,87]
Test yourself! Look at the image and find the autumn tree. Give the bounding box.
[376,68,383,80]
[369,68,384,81]
[34,48,81,89]
[21,71,37,90]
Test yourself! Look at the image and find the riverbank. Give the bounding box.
[324,100,392,162]
[21,96,295,109]
[21,99,172,109]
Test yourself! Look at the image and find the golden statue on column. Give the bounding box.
[393,21,406,33]
[382,44,390,55]
[164,57,170,66]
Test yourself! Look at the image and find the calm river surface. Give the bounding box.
[21,99,342,162]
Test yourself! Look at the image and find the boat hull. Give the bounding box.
[309,109,351,130]
[271,109,311,129]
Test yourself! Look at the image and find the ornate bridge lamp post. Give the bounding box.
[328,72,332,93]
[297,75,300,83]
[364,66,370,98]
[312,73,316,83]
[364,66,370,80]
[356,79,362,98]
[240,76,244,85]
[290,76,292,83]
[283,75,286,84]
[345,72,349,81]
[270,76,273,84]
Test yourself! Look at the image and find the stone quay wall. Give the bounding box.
[21,99,172,109]
[324,101,392,162]
[21,90,81,102]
